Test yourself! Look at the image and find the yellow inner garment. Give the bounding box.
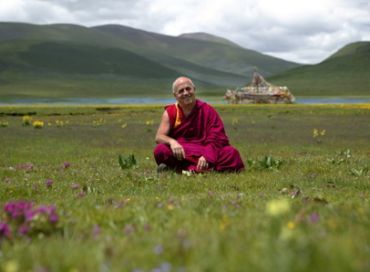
[174,103,182,128]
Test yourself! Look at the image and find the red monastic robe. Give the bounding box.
[154,100,244,172]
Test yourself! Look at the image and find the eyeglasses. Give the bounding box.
[176,86,194,95]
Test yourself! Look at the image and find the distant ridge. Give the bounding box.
[1,22,369,99]
[0,22,300,99]
[178,32,241,47]
[268,41,370,96]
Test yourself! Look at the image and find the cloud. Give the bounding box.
[0,0,369,63]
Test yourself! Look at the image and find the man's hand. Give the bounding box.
[170,140,185,160]
[197,156,208,171]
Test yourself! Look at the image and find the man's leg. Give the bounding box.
[214,146,245,172]
[154,143,181,170]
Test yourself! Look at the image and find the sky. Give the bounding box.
[1,0,370,64]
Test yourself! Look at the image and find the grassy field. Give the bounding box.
[0,104,369,272]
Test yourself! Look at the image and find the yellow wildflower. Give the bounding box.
[287,221,295,229]
[219,215,230,231]
[3,260,18,272]
[312,128,319,138]
[0,121,9,127]
[32,120,44,129]
[22,115,32,126]
[266,198,290,216]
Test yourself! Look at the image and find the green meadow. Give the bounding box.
[0,104,369,272]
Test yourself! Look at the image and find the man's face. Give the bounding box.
[174,81,196,106]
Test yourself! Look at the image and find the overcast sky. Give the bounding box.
[1,0,370,64]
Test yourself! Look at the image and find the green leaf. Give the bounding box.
[118,154,137,169]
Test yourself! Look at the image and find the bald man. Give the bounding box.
[154,76,245,173]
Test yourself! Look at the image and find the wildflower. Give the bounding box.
[17,224,30,236]
[2,201,59,238]
[32,120,44,129]
[145,120,154,125]
[167,203,175,210]
[123,224,135,235]
[266,198,290,216]
[181,170,192,176]
[232,118,239,126]
[309,212,320,223]
[0,121,9,127]
[219,216,230,231]
[121,123,127,128]
[0,222,11,239]
[313,128,326,139]
[15,163,34,171]
[55,120,64,127]
[91,224,101,239]
[26,205,59,225]
[153,244,163,255]
[143,223,152,232]
[71,183,81,190]
[312,128,319,138]
[287,221,295,229]
[4,201,33,221]
[2,260,19,272]
[63,162,71,169]
[45,179,53,188]
[22,115,32,126]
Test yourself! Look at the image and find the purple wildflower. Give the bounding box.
[123,224,135,235]
[153,244,163,255]
[91,224,101,238]
[4,200,33,221]
[45,179,53,188]
[309,212,320,223]
[26,205,59,224]
[16,163,34,171]
[63,162,71,169]
[18,224,30,236]
[71,183,80,190]
[0,222,11,239]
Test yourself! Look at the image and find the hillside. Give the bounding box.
[93,24,299,78]
[268,41,370,96]
[178,32,241,47]
[0,22,301,99]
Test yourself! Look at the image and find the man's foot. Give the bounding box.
[157,163,169,173]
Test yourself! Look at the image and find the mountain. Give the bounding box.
[0,22,300,99]
[178,32,241,47]
[268,41,370,96]
[92,24,299,77]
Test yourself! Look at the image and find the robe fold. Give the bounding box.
[154,100,245,172]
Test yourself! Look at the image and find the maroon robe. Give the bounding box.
[154,100,244,172]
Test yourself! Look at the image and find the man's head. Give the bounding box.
[172,76,196,107]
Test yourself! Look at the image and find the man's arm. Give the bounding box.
[155,111,185,160]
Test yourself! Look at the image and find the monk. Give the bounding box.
[153,76,245,173]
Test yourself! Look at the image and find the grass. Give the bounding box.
[0,104,369,272]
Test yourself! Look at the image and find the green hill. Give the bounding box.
[268,41,370,96]
[0,22,301,99]
[178,32,241,47]
[93,24,299,77]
